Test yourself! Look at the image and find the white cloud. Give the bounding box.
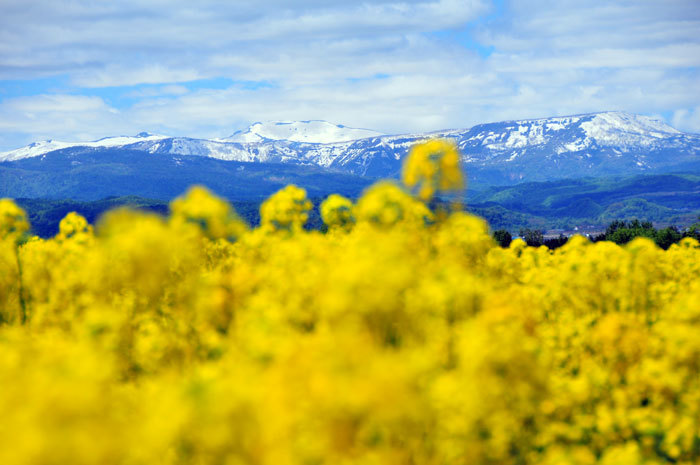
[0,95,128,144]
[1,0,699,150]
[672,107,700,134]
[125,85,190,98]
[72,66,202,88]
[0,0,489,85]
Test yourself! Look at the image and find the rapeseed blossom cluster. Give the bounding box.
[1,139,699,464]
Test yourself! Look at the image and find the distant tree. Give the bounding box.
[655,226,682,250]
[590,233,607,243]
[600,218,690,248]
[605,219,627,237]
[608,228,638,245]
[684,215,700,240]
[493,229,512,247]
[543,234,568,250]
[605,219,655,245]
[519,228,544,247]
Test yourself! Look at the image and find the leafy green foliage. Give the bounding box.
[519,228,544,247]
[492,229,512,247]
[596,219,695,249]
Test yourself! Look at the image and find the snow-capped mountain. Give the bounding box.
[2,112,699,185]
[448,112,699,183]
[221,120,383,144]
[458,112,681,154]
[0,132,168,162]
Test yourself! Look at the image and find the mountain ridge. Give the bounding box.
[2,111,699,186]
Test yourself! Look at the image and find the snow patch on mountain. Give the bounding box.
[455,112,684,157]
[0,132,168,162]
[223,120,383,144]
[580,112,680,147]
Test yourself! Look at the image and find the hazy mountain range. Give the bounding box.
[2,112,699,233]
[3,112,699,188]
[0,112,700,232]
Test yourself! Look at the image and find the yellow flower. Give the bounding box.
[57,212,94,244]
[320,194,355,231]
[170,185,248,241]
[355,181,433,228]
[402,138,464,201]
[260,184,312,233]
[0,198,29,241]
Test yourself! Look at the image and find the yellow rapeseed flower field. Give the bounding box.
[1,140,699,464]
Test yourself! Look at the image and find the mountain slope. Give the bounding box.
[13,172,700,238]
[452,112,699,184]
[0,147,373,201]
[0,132,168,162]
[468,173,700,227]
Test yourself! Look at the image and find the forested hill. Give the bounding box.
[14,172,700,238]
[468,172,700,230]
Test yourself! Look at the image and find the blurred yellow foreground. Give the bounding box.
[1,140,699,464]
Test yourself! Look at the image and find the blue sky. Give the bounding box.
[1,0,699,151]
